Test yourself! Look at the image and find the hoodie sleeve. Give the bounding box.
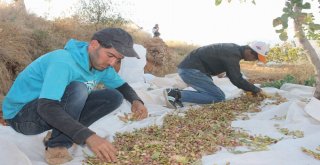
[224,58,261,93]
[37,98,95,144]
[116,83,143,104]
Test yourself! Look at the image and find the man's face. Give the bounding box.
[244,48,259,61]
[89,40,124,71]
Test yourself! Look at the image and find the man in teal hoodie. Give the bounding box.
[2,28,148,164]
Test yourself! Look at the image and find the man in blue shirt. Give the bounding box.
[2,28,148,164]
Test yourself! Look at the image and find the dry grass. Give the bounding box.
[240,61,316,84]
[164,48,185,73]
[166,40,199,56]
[0,3,155,124]
[125,23,152,45]
[163,41,199,75]
[0,23,33,95]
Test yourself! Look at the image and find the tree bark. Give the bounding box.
[294,5,320,100]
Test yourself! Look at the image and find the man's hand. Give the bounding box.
[85,134,117,163]
[131,100,148,120]
[256,90,271,98]
[245,90,270,98]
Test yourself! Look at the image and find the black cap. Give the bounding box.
[91,28,140,59]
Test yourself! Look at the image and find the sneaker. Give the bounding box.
[163,88,183,109]
[43,131,52,145]
[45,146,73,165]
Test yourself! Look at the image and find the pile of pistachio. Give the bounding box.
[85,93,285,165]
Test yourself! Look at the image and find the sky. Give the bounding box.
[3,0,319,46]
[128,0,287,45]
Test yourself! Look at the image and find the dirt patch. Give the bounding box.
[240,62,316,84]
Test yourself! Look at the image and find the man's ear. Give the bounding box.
[89,40,100,49]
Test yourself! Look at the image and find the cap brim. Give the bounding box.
[114,45,140,59]
[258,54,267,63]
[126,48,140,59]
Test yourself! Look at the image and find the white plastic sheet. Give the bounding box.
[304,97,320,122]
[118,44,147,84]
[0,75,319,165]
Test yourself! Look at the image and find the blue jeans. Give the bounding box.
[6,81,123,148]
[178,68,225,104]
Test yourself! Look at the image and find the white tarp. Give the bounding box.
[1,57,320,165]
[118,44,147,84]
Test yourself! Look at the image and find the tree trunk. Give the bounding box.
[298,38,320,99]
[294,5,320,100]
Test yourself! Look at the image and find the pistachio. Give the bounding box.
[85,93,286,164]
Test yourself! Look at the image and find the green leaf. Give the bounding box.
[273,18,282,27]
[279,32,288,41]
[215,0,223,6]
[276,29,284,33]
[283,7,291,13]
[305,14,314,23]
[172,155,188,163]
[302,2,311,9]
[151,152,161,160]
[292,0,300,4]
[309,23,320,31]
[293,1,302,8]
[285,1,293,8]
[280,14,289,29]
[252,0,256,5]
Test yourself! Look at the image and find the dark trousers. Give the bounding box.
[6,82,123,148]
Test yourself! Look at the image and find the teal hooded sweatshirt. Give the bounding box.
[2,39,125,119]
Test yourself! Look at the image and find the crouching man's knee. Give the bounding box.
[65,81,89,101]
[100,89,124,110]
[215,92,226,103]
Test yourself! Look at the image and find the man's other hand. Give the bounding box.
[131,100,148,120]
[86,134,117,163]
[246,90,270,98]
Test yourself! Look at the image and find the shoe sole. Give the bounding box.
[163,89,177,109]
[45,147,73,165]
[43,131,52,145]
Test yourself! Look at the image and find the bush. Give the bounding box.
[261,74,316,88]
[261,74,297,89]
[304,75,317,87]
[267,42,308,63]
